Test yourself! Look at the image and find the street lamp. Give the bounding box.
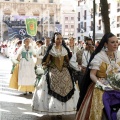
[93,0,96,44]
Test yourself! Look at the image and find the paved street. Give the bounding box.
[0,54,75,120]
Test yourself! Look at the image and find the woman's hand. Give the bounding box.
[42,65,47,70]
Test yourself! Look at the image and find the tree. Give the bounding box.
[100,0,110,33]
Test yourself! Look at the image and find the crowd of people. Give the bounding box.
[1,32,120,120]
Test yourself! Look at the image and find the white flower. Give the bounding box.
[36,66,44,75]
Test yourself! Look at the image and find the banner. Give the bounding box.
[25,18,37,36]
[8,27,27,40]
[13,15,38,21]
[55,24,62,33]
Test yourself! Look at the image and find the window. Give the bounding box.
[50,15,54,24]
[71,17,74,20]
[19,13,25,16]
[65,25,68,29]
[117,16,120,22]
[49,0,53,3]
[117,23,120,27]
[117,8,120,12]
[78,12,80,21]
[33,14,39,16]
[78,1,81,6]
[33,0,37,2]
[71,25,74,28]
[78,37,80,40]
[91,21,93,31]
[98,19,101,30]
[65,17,68,20]
[99,20,101,25]
[117,2,120,7]
[78,23,80,33]
[80,22,83,28]
[84,10,87,20]
[117,34,120,38]
[84,22,86,32]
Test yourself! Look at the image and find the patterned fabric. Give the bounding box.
[76,83,94,120]
[89,88,104,120]
[49,67,73,97]
[32,45,79,115]
[76,49,84,65]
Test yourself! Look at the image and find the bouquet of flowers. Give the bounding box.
[107,72,120,91]
[95,80,113,91]
[34,65,44,87]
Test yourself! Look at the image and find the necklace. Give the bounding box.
[106,52,117,72]
[55,47,62,60]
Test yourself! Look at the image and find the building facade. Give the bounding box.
[76,0,120,41]
[61,0,77,40]
[0,0,61,41]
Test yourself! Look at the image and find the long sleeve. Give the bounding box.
[36,47,44,59]
[69,53,80,71]
[42,54,51,66]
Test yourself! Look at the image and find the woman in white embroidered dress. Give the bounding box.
[32,32,79,119]
[17,37,36,95]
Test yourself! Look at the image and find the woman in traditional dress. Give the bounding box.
[76,33,120,120]
[32,32,79,119]
[16,37,36,95]
[9,40,22,89]
[35,40,44,66]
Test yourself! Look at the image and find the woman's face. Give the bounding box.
[24,39,30,46]
[105,36,118,52]
[36,42,41,48]
[69,38,74,46]
[55,34,62,45]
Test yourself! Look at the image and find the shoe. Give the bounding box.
[29,92,32,94]
[51,116,56,120]
[56,115,62,120]
[23,92,27,95]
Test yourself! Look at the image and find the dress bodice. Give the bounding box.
[50,56,65,71]
[42,45,69,71]
[90,50,120,79]
[96,62,108,78]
